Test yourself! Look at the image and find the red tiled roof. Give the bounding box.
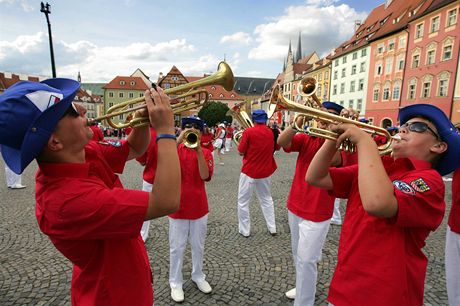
[293,63,312,75]
[103,76,149,90]
[0,72,41,91]
[182,75,242,101]
[297,52,316,65]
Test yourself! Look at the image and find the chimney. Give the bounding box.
[355,20,362,31]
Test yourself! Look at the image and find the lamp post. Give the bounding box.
[40,2,56,77]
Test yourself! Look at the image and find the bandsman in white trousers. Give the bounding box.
[237,109,279,237]
[446,168,460,306]
[5,163,26,189]
[136,127,158,242]
[169,116,214,303]
[277,102,344,305]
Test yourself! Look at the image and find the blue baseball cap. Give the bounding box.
[386,126,399,133]
[358,118,369,123]
[399,104,460,176]
[181,116,204,131]
[322,101,344,114]
[0,78,80,174]
[252,109,268,124]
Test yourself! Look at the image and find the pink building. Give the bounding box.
[401,0,459,120]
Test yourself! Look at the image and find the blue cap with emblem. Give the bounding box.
[0,78,80,174]
[252,109,268,124]
[181,116,204,132]
[322,101,344,115]
[399,103,460,176]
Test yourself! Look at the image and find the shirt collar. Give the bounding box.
[38,161,90,178]
[384,156,433,171]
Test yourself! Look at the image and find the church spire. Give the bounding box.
[295,32,302,63]
[77,71,81,83]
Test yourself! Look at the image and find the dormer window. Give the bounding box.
[211,86,216,90]
[130,81,135,86]
[171,76,179,81]
[120,80,126,85]
[219,94,224,98]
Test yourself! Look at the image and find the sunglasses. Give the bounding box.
[400,121,439,139]
[184,123,201,130]
[61,102,80,119]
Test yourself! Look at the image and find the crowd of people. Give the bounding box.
[0,78,459,306]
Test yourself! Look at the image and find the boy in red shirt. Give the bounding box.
[169,116,214,303]
[225,122,234,152]
[278,101,343,305]
[237,109,279,237]
[307,104,460,305]
[0,79,180,306]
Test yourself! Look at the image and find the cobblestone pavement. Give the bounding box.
[0,147,452,305]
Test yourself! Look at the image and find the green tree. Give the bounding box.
[198,101,233,126]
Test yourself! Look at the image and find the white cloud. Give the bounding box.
[220,32,253,46]
[0,0,34,12]
[248,1,367,61]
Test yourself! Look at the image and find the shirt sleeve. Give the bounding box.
[329,165,358,199]
[238,129,249,154]
[98,140,130,174]
[203,148,214,182]
[392,169,445,230]
[283,133,305,153]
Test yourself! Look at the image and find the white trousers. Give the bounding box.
[5,165,22,187]
[288,211,331,306]
[331,198,342,224]
[225,138,232,151]
[169,214,208,289]
[446,226,460,306]
[140,180,153,242]
[237,173,276,236]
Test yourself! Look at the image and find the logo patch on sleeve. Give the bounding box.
[410,178,431,193]
[107,140,122,147]
[393,180,416,195]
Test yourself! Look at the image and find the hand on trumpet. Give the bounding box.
[330,123,374,152]
[339,108,360,121]
[144,86,175,135]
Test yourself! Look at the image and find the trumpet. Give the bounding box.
[88,61,234,129]
[297,77,322,108]
[226,101,254,145]
[269,85,394,154]
[183,129,200,149]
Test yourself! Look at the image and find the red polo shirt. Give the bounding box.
[136,128,158,184]
[36,141,152,306]
[169,144,213,220]
[225,126,234,138]
[448,169,460,234]
[90,125,104,141]
[201,132,215,152]
[284,133,335,221]
[237,124,278,179]
[328,156,445,306]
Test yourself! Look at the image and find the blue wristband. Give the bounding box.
[156,133,176,142]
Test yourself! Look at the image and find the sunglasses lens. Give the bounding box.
[409,122,427,133]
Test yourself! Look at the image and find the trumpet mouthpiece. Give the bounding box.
[392,134,401,141]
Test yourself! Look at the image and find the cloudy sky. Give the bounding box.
[0,0,383,82]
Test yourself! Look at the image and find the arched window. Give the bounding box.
[437,71,451,97]
[373,84,380,102]
[383,81,391,100]
[425,42,437,65]
[392,80,401,100]
[411,47,421,68]
[408,78,417,100]
[421,74,433,99]
[441,36,454,61]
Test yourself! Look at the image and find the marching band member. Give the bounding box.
[237,109,279,237]
[446,167,460,306]
[277,101,343,305]
[225,122,234,152]
[0,78,180,306]
[214,123,226,165]
[306,104,460,306]
[169,116,214,303]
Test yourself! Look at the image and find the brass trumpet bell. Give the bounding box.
[183,129,200,149]
[226,101,254,145]
[88,61,234,129]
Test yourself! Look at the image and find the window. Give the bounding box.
[335,60,339,67]
[120,80,126,85]
[164,83,171,89]
[334,71,338,80]
[333,85,337,95]
[129,92,134,98]
[373,88,379,101]
[139,93,143,98]
[340,83,345,94]
[377,44,384,54]
[442,38,454,61]
[408,79,417,99]
[119,114,124,120]
[412,54,420,68]
[388,40,395,50]
[351,65,357,75]
[339,100,344,106]
[397,55,405,70]
[447,9,457,27]
[376,64,382,75]
[171,76,179,81]
[348,100,354,108]
[357,99,362,110]
[399,36,406,48]
[393,81,401,100]
[430,16,440,33]
[361,49,367,57]
[130,81,135,86]
[109,102,114,108]
[342,68,346,78]
[353,52,358,60]
[385,57,393,74]
[342,56,347,64]
[118,92,124,98]
[438,72,450,97]
[415,23,424,39]
[318,73,323,81]
[350,81,356,92]
[109,92,114,98]
[325,71,329,80]
[317,84,322,97]
[358,79,364,91]
[383,82,391,100]
[426,50,435,65]
[360,62,366,72]
[422,81,431,98]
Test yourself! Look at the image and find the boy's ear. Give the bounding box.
[46,134,63,152]
[431,141,447,154]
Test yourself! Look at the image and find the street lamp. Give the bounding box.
[40,2,56,77]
